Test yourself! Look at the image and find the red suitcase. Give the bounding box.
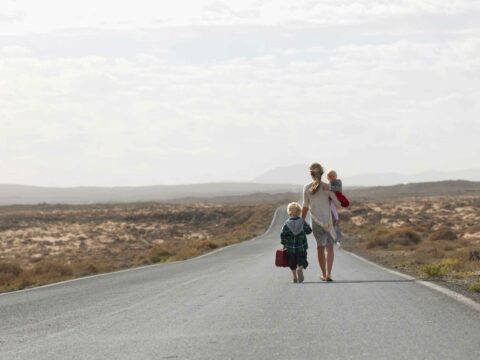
[275,248,289,267]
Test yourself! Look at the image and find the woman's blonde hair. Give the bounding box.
[309,162,324,194]
[287,202,302,217]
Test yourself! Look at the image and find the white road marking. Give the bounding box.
[343,249,480,313]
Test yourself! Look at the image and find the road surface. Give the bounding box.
[1,208,480,359]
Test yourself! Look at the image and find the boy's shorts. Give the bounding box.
[288,252,308,270]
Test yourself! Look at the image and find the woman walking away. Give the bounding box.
[302,163,341,281]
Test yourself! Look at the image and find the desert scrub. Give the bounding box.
[0,201,279,292]
[366,226,422,249]
[147,244,174,263]
[469,282,480,293]
[429,227,457,241]
[421,258,461,277]
[0,262,22,277]
[0,262,24,288]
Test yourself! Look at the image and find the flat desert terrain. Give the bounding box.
[1,183,479,298]
[0,201,281,292]
[341,196,480,297]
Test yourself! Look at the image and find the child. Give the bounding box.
[326,169,348,242]
[280,202,312,283]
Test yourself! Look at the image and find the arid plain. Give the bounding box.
[341,196,480,297]
[1,181,479,298]
[0,201,282,292]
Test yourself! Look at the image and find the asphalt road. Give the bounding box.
[1,208,480,360]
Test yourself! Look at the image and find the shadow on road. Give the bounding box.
[302,279,415,284]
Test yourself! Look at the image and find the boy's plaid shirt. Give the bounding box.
[280,221,312,254]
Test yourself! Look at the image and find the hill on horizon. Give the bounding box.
[346,180,480,200]
[1,180,479,206]
[0,183,302,206]
[253,165,480,186]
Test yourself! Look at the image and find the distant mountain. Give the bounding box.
[347,180,480,200]
[1,180,478,206]
[253,165,480,187]
[253,165,312,185]
[0,183,302,206]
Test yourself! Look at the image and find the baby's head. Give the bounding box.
[327,169,337,182]
[287,202,302,218]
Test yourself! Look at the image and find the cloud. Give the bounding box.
[1,0,479,33]
[1,31,479,183]
[2,45,31,56]
[0,13,24,23]
[1,1,479,185]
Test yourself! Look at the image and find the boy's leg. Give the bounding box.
[291,269,298,283]
[297,266,304,283]
[288,253,298,282]
[296,252,307,283]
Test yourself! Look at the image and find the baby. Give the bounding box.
[326,169,349,241]
[280,202,312,283]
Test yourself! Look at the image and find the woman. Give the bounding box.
[301,162,341,281]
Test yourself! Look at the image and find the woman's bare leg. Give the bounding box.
[326,244,334,278]
[317,246,327,279]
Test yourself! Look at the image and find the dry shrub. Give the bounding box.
[366,238,389,249]
[0,273,15,287]
[173,244,201,261]
[464,223,480,232]
[421,258,461,277]
[68,259,117,277]
[366,227,421,249]
[470,282,480,293]
[421,246,446,260]
[0,262,22,277]
[197,241,219,250]
[339,212,351,221]
[352,207,369,216]
[470,250,480,262]
[429,227,457,241]
[32,261,73,277]
[71,262,100,276]
[147,244,173,263]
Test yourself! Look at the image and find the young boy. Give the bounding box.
[280,202,312,283]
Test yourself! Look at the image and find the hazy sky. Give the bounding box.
[1,0,479,186]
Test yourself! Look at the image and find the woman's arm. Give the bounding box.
[302,185,310,219]
[301,206,309,219]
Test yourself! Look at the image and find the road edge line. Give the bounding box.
[342,249,480,313]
